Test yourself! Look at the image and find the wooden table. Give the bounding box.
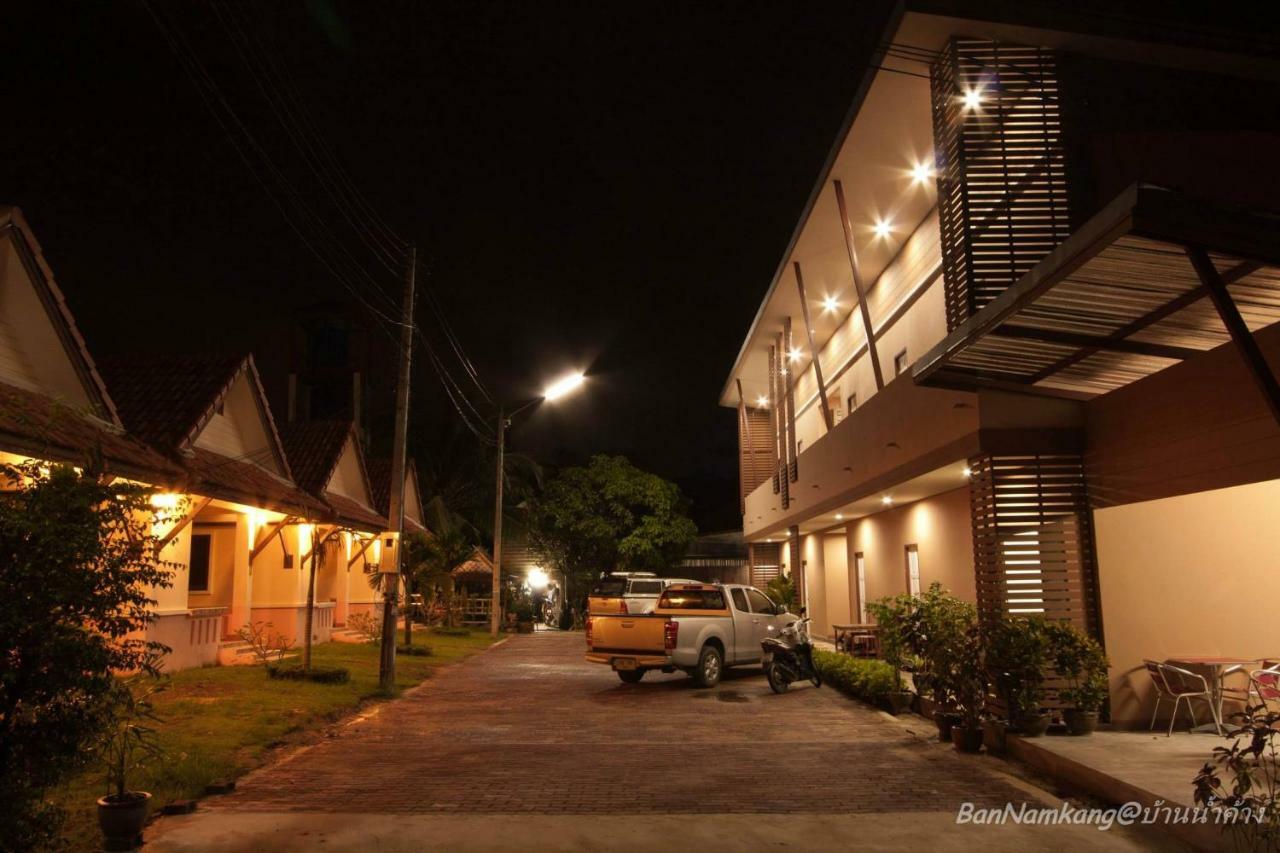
[1167,655,1260,733]
[833,624,880,658]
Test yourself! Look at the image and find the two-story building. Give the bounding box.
[723,3,1280,727]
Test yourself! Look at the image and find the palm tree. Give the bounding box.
[401,527,474,645]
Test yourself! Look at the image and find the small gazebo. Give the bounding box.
[451,548,495,625]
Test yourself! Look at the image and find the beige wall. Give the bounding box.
[802,533,827,636]
[822,533,851,632]
[845,485,976,617]
[1094,478,1280,728]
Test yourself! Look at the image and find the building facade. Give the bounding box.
[723,5,1280,727]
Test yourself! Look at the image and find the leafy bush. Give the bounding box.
[347,611,383,644]
[396,645,432,657]
[814,650,896,707]
[0,459,175,847]
[1193,704,1280,851]
[765,574,798,613]
[1046,622,1109,712]
[905,583,977,712]
[267,665,350,684]
[236,620,292,667]
[984,615,1052,720]
[865,593,916,692]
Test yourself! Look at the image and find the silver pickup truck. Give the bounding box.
[584,582,793,686]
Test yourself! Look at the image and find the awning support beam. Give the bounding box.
[794,261,833,431]
[1187,247,1280,428]
[834,179,885,391]
[992,325,1202,361]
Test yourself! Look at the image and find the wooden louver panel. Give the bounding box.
[738,407,773,511]
[749,542,783,590]
[931,38,1072,332]
[968,453,1101,636]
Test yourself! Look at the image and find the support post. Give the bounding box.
[1188,247,1280,428]
[794,261,833,430]
[834,179,885,391]
[380,245,416,690]
[490,407,506,637]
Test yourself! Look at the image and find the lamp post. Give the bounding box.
[490,371,585,637]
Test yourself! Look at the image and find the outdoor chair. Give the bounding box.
[1145,660,1221,736]
[1249,667,1280,715]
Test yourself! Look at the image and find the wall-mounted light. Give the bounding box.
[962,87,983,111]
[823,295,839,313]
[881,495,893,506]
[788,347,802,362]
[962,466,973,478]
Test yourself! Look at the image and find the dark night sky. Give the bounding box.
[1,2,892,530]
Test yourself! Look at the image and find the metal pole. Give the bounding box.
[379,245,416,691]
[489,407,506,637]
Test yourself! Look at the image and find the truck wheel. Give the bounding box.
[693,645,722,688]
[617,669,645,684]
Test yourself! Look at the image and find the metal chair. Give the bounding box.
[1145,660,1222,736]
[1248,666,1280,714]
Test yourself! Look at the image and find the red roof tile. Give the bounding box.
[96,355,246,450]
[279,420,387,532]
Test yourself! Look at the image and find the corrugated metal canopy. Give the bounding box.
[914,183,1280,399]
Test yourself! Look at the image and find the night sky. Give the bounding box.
[1,2,893,530]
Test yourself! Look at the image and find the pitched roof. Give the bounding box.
[186,447,327,518]
[278,419,387,532]
[0,207,120,427]
[0,383,181,485]
[453,548,494,577]
[366,456,427,535]
[97,354,245,449]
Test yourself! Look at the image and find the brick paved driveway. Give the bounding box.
[203,631,1033,815]
[150,632,1181,850]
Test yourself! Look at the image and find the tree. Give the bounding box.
[528,455,697,614]
[401,526,473,644]
[0,458,174,848]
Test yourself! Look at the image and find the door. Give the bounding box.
[853,552,867,623]
[728,587,756,664]
[746,587,782,652]
[905,545,921,596]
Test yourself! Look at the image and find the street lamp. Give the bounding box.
[490,370,586,636]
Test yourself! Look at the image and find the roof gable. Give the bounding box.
[0,207,119,425]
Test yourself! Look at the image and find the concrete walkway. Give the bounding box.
[148,632,1185,851]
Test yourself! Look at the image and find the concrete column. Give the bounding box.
[229,513,252,638]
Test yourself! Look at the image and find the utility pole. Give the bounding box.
[489,407,506,637]
[379,245,416,691]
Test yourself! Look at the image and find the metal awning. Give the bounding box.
[914,184,1280,422]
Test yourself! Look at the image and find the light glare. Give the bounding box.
[881,495,893,506]
[757,395,769,408]
[963,87,983,110]
[822,295,839,313]
[527,567,549,590]
[543,371,585,401]
[912,162,933,184]
[874,219,893,239]
[788,347,802,362]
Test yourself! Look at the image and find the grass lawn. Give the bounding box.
[52,627,497,850]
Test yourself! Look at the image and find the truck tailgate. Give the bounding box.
[589,614,667,654]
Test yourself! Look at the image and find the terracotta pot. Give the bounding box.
[97,791,151,850]
[1063,709,1099,735]
[1015,712,1051,737]
[982,719,1009,753]
[885,691,914,716]
[516,620,535,634]
[951,725,985,753]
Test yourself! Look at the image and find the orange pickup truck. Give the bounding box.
[585,582,792,687]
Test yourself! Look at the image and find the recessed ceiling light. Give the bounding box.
[823,295,839,313]
[835,513,844,520]
[788,347,802,362]
[962,466,972,478]
[874,219,893,239]
[912,162,933,184]
[757,395,769,407]
[881,495,893,506]
[963,87,983,110]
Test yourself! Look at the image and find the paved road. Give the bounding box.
[149,632,1182,851]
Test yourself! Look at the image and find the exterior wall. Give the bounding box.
[147,610,222,671]
[1094,478,1280,728]
[193,372,284,477]
[801,533,827,638]
[845,485,976,615]
[822,532,850,631]
[327,437,370,503]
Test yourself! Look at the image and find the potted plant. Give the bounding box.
[948,624,988,753]
[96,675,165,850]
[986,615,1052,737]
[867,594,915,715]
[907,584,974,741]
[513,600,536,634]
[1048,622,1109,735]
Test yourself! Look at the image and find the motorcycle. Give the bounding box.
[761,611,822,694]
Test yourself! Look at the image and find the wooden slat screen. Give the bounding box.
[969,453,1101,710]
[931,38,1072,332]
[738,406,773,511]
[749,542,782,590]
[784,318,798,484]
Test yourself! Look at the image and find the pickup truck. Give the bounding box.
[587,574,698,615]
[584,582,793,687]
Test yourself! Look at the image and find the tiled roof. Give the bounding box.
[97,355,244,450]
[452,548,495,577]
[366,456,427,534]
[326,492,387,533]
[279,420,351,496]
[187,447,327,518]
[0,382,181,484]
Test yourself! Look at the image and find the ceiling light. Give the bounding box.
[962,466,972,478]
[881,495,893,506]
[823,295,839,313]
[835,513,844,520]
[757,395,769,407]
[874,219,893,239]
[788,347,802,362]
[912,162,933,184]
[963,87,983,110]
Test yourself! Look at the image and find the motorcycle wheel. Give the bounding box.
[810,670,822,689]
[765,664,790,694]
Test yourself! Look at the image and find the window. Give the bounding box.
[629,580,662,595]
[827,391,843,424]
[894,349,908,377]
[189,534,212,593]
[847,392,857,414]
[905,544,921,596]
[591,578,628,597]
[746,588,775,614]
[731,588,749,612]
[659,588,726,610]
[854,552,867,623]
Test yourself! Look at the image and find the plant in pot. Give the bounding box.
[948,624,988,753]
[96,673,165,850]
[986,615,1052,737]
[867,593,915,715]
[907,584,974,741]
[1048,622,1109,735]
[513,600,536,633]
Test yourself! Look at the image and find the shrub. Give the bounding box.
[813,650,896,707]
[1193,704,1280,851]
[1046,622,1109,712]
[347,611,383,644]
[396,645,432,657]
[765,574,798,613]
[267,665,350,684]
[236,620,292,667]
[984,615,1052,720]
